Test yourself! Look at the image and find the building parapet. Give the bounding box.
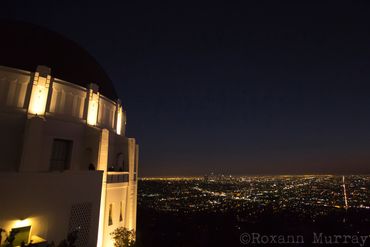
[0,65,125,136]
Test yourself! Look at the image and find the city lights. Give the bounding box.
[139,175,370,216]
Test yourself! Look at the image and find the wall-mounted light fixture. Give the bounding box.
[28,66,51,116]
[87,84,100,126]
[116,103,123,135]
[13,218,31,228]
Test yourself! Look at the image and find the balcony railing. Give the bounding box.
[107,172,129,183]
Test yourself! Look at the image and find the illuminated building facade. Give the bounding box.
[0,21,138,247]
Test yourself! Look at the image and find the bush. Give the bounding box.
[110,227,135,247]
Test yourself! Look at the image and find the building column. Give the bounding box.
[19,66,52,172]
[27,66,51,116]
[97,129,109,247]
[86,84,100,126]
[125,138,137,231]
[115,100,123,135]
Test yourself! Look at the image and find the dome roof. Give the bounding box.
[0,20,118,100]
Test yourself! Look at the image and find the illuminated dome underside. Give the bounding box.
[0,20,117,100]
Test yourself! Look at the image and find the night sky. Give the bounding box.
[2,1,370,176]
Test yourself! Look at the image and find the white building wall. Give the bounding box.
[0,112,26,171]
[49,80,87,120]
[103,182,129,247]
[0,171,103,247]
[98,96,116,131]
[0,65,139,247]
[0,67,31,109]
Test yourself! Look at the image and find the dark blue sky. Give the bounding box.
[2,1,370,176]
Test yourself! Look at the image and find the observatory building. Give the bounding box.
[0,21,138,247]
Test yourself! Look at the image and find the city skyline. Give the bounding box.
[139,173,370,178]
[1,2,369,247]
[137,175,370,246]
[2,1,370,176]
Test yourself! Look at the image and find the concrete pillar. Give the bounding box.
[133,144,139,231]
[97,129,109,247]
[86,84,100,126]
[122,111,127,136]
[115,100,123,135]
[125,138,137,231]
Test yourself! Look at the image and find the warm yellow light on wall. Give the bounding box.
[116,105,122,135]
[87,89,99,126]
[28,73,51,115]
[14,218,31,228]
[97,129,109,247]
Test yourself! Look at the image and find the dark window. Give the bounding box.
[116,153,124,171]
[50,139,73,171]
[108,204,113,226]
[119,201,123,222]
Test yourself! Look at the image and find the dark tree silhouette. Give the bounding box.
[110,227,136,247]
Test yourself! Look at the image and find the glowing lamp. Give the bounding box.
[87,89,99,126]
[116,104,123,135]
[14,218,31,228]
[28,72,51,115]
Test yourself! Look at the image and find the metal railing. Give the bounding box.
[107,172,129,183]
